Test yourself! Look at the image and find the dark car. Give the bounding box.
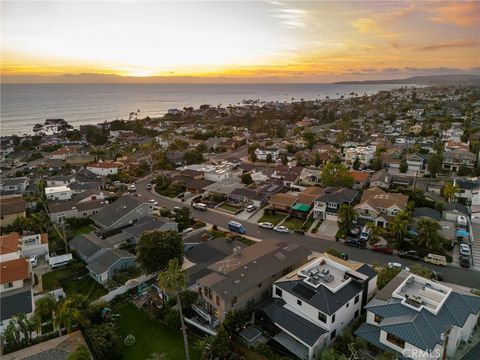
[460,255,471,268]
[371,245,393,255]
[344,238,366,248]
[399,250,420,259]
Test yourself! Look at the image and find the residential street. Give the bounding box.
[137,176,480,290]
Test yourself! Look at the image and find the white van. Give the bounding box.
[360,225,371,241]
[457,215,467,228]
[424,253,447,266]
[192,203,208,211]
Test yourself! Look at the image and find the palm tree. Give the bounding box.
[414,219,443,251]
[54,298,83,335]
[194,336,214,360]
[338,204,356,233]
[366,222,383,245]
[158,258,190,360]
[389,211,409,244]
[442,182,458,203]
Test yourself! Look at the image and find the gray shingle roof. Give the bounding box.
[315,187,358,204]
[356,264,378,280]
[122,216,176,240]
[24,348,69,360]
[68,233,105,259]
[258,298,327,346]
[91,195,146,228]
[355,323,407,359]
[276,278,363,315]
[0,287,33,322]
[86,248,134,275]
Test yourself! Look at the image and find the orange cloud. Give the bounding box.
[428,1,480,27]
[351,18,381,34]
[415,39,479,52]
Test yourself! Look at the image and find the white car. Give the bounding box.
[274,225,289,233]
[182,227,194,235]
[29,255,38,267]
[460,244,471,257]
[259,222,274,230]
[388,262,410,272]
[246,205,257,212]
[149,199,159,206]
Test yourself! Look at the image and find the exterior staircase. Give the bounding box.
[470,222,480,271]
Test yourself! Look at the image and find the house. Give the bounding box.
[256,254,377,360]
[122,216,178,243]
[354,187,408,228]
[255,147,280,162]
[442,203,469,223]
[442,127,464,142]
[48,146,80,160]
[45,185,72,201]
[49,199,107,224]
[313,187,358,221]
[86,248,135,284]
[292,187,325,218]
[406,153,429,172]
[0,258,34,332]
[455,179,480,205]
[192,240,310,325]
[443,150,476,172]
[46,174,76,187]
[1,232,49,261]
[0,195,27,227]
[86,162,120,176]
[172,177,214,195]
[66,154,95,166]
[344,145,376,167]
[91,195,153,232]
[69,232,135,284]
[350,171,369,189]
[445,141,470,153]
[370,169,391,189]
[0,177,29,195]
[300,167,321,185]
[268,193,297,212]
[355,272,480,359]
[229,188,269,208]
[271,166,303,188]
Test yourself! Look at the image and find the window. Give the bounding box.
[386,333,405,349]
[205,287,212,300]
[354,295,359,304]
[318,312,327,323]
[355,310,359,318]
[332,314,335,323]
[275,288,283,297]
[216,295,220,306]
[231,296,238,306]
[258,282,262,288]
[346,302,349,308]
[297,299,302,306]
[4,282,14,289]
[374,314,383,324]
[330,330,336,340]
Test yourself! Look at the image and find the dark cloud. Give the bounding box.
[415,40,478,51]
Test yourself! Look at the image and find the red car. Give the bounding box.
[371,245,393,255]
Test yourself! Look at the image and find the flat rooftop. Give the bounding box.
[296,256,351,293]
[392,274,451,314]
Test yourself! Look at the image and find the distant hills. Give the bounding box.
[334,74,480,85]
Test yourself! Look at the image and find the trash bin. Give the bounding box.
[341,253,348,260]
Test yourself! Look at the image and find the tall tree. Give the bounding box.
[320,163,354,188]
[399,157,408,173]
[158,258,190,360]
[442,182,458,203]
[175,207,193,231]
[413,219,444,251]
[427,152,443,177]
[137,230,183,274]
[366,222,383,245]
[352,157,361,170]
[338,204,356,233]
[389,211,410,244]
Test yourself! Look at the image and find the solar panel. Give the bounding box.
[293,283,316,300]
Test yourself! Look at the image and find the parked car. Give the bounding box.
[259,222,274,230]
[149,199,159,206]
[146,184,152,190]
[388,262,410,272]
[360,225,371,241]
[173,206,182,213]
[399,250,420,259]
[460,255,471,268]
[459,244,471,257]
[430,269,443,281]
[246,205,257,212]
[274,225,289,233]
[424,253,447,266]
[29,255,38,267]
[344,238,366,248]
[192,203,208,211]
[371,244,393,255]
[182,227,194,235]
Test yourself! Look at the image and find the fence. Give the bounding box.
[93,273,156,304]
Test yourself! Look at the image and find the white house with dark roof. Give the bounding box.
[312,187,358,221]
[256,254,377,359]
[355,271,480,359]
[0,177,29,195]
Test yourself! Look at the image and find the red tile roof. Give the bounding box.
[350,171,369,182]
[0,258,30,284]
[0,233,20,255]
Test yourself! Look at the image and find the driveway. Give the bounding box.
[316,220,338,240]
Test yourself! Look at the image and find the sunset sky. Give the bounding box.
[1,0,479,83]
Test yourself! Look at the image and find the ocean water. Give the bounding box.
[1,83,404,136]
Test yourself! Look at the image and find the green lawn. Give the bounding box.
[282,217,305,230]
[219,203,241,212]
[114,302,200,360]
[71,224,95,237]
[42,261,107,301]
[301,216,315,231]
[258,212,287,225]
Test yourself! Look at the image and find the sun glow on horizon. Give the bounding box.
[1,1,479,82]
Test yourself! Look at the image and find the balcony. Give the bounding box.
[192,303,219,328]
